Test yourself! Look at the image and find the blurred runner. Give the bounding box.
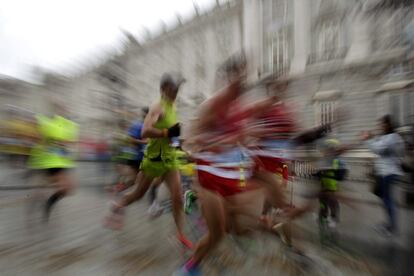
[109,120,133,193]
[122,107,150,191]
[241,77,336,235]
[0,107,38,168]
[96,137,110,184]
[105,72,192,248]
[316,139,347,230]
[109,109,149,194]
[246,79,298,226]
[27,101,78,221]
[178,55,269,275]
[177,56,316,275]
[147,138,184,218]
[176,142,197,214]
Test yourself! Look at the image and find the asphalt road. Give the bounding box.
[0,162,413,275]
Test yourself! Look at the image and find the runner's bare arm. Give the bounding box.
[196,99,220,130]
[141,103,165,138]
[291,124,331,145]
[196,82,239,129]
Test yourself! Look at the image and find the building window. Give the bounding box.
[317,21,340,59]
[390,91,414,127]
[215,19,233,60]
[309,0,348,64]
[371,8,411,53]
[315,100,337,125]
[309,20,346,64]
[262,0,293,76]
[265,27,290,75]
[385,61,414,80]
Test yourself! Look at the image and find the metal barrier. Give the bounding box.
[290,153,375,183]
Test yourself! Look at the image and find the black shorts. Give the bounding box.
[126,159,142,171]
[45,168,67,176]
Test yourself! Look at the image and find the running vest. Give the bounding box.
[144,98,177,161]
[320,159,340,191]
[28,115,78,169]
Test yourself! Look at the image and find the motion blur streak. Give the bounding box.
[0,0,414,275]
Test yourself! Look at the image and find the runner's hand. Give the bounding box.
[360,131,372,141]
[167,123,181,137]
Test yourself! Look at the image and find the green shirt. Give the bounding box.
[144,98,177,162]
[28,115,78,169]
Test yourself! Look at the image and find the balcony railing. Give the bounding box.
[307,48,348,65]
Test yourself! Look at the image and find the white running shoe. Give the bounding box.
[148,201,163,218]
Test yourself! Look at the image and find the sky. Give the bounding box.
[0,0,218,81]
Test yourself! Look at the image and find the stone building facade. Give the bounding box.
[50,0,243,138]
[120,1,243,123]
[2,0,413,145]
[244,0,414,147]
[0,77,42,118]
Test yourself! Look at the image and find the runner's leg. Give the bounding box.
[192,187,226,264]
[164,170,186,237]
[319,192,329,222]
[118,172,152,207]
[45,169,75,220]
[327,192,339,222]
[148,177,163,204]
[253,171,287,210]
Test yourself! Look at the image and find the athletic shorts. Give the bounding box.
[126,159,142,171]
[193,148,255,197]
[45,168,67,176]
[254,156,289,181]
[250,140,292,180]
[140,157,178,178]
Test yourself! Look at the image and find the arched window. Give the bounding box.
[262,0,293,75]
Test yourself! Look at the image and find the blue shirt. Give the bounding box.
[128,121,145,161]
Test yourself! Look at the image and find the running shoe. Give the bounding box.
[178,233,193,250]
[184,190,196,214]
[173,260,201,276]
[147,201,163,219]
[103,202,125,230]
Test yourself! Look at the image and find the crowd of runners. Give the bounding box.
[2,52,410,276]
[100,54,407,275]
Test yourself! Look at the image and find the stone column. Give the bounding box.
[290,0,311,74]
[205,25,217,95]
[243,0,261,82]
